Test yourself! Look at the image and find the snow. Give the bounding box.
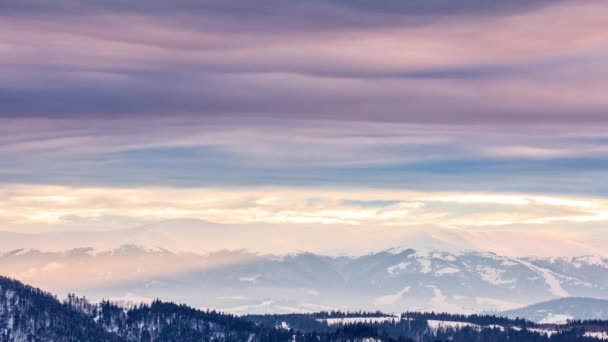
[387,262,410,275]
[435,267,460,276]
[320,316,399,326]
[385,247,412,255]
[426,320,562,338]
[486,324,505,331]
[430,252,457,262]
[428,320,506,333]
[529,328,558,337]
[422,286,469,313]
[238,275,259,283]
[418,258,432,273]
[515,259,570,297]
[538,313,573,324]
[585,332,608,340]
[558,274,593,288]
[14,248,34,256]
[427,320,478,332]
[501,259,518,267]
[374,286,410,305]
[562,255,607,268]
[476,266,514,285]
[576,255,607,268]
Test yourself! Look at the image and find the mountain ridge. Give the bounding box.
[2,245,608,317]
[2,219,605,257]
[500,297,608,323]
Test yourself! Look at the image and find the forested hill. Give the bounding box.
[0,275,288,341]
[0,276,118,341]
[2,276,608,341]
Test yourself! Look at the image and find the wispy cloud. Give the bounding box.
[3,118,608,195]
[1,0,608,252]
[0,1,606,123]
[2,185,608,231]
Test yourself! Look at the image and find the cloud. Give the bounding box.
[1,0,608,253]
[0,0,606,126]
[0,0,561,28]
[2,185,608,232]
[3,117,608,196]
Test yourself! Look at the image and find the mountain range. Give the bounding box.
[1,219,603,258]
[2,243,608,322]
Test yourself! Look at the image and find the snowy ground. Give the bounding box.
[318,315,400,326]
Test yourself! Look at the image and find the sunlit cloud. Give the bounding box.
[2,185,608,233]
[0,0,608,259]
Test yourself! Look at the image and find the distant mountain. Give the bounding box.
[500,297,608,323]
[2,276,608,341]
[0,219,602,257]
[2,246,608,316]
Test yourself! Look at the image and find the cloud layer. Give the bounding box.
[2,185,608,229]
[1,0,608,250]
[1,0,607,124]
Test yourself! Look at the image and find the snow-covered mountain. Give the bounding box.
[500,297,608,323]
[2,245,608,316]
[0,219,602,257]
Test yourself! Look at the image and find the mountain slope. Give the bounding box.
[0,276,118,341]
[1,219,602,257]
[0,276,293,341]
[500,297,608,323]
[4,276,608,341]
[2,246,608,316]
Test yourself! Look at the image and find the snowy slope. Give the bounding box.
[1,246,608,316]
[500,297,608,323]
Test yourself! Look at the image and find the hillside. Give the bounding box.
[0,276,288,341]
[2,276,608,341]
[0,276,118,341]
[501,297,608,323]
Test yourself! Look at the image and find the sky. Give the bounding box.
[1,0,608,254]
